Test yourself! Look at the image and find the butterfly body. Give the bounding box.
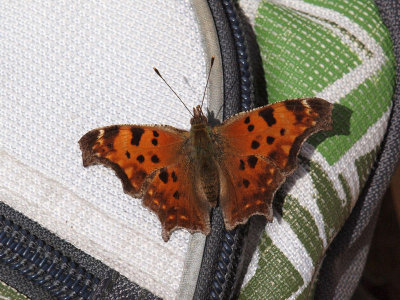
[189,106,221,206]
[79,98,333,241]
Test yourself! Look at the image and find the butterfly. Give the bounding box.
[79,61,333,242]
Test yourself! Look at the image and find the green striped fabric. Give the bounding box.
[240,0,395,299]
[0,281,27,300]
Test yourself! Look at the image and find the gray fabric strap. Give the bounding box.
[0,201,159,300]
[0,200,159,300]
[0,202,106,299]
[315,0,400,298]
[191,0,224,122]
[206,0,242,119]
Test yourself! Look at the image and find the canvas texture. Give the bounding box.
[238,0,395,299]
[0,1,209,299]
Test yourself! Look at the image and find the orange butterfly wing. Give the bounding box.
[79,125,210,241]
[143,163,211,241]
[214,98,333,229]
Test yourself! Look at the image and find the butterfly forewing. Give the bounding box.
[79,125,187,197]
[216,98,332,173]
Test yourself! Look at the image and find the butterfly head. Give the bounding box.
[191,105,207,125]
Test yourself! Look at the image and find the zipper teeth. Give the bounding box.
[209,229,236,300]
[222,0,251,111]
[0,215,100,299]
[209,1,251,299]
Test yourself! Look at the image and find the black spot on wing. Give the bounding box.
[244,116,250,124]
[285,100,305,122]
[152,138,158,146]
[280,128,285,136]
[248,125,254,132]
[251,140,260,149]
[259,107,276,126]
[131,127,145,146]
[125,151,131,159]
[266,136,275,145]
[153,130,159,137]
[173,191,179,199]
[103,126,120,139]
[307,98,332,117]
[285,100,305,112]
[243,179,250,188]
[159,169,168,183]
[295,114,304,122]
[151,155,160,163]
[137,155,144,163]
[247,155,258,168]
[171,171,178,182]
[239,160,245,170]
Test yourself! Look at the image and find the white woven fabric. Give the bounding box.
[0,1,207,299]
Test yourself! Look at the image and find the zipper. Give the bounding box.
[0,215,100,299]
[209,0,252,299]
[222,0,252,111]
[209,227,245,300]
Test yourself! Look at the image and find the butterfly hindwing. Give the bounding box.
[143,164,211,241]
[215,98,333,228]
[218,154,284,229]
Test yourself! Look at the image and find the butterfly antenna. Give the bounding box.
[200,56,215,110]
[153,67,193,117]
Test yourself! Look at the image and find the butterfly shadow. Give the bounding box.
[273,158,311,216]
[207,109,222,126]
[307,103,353,145]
